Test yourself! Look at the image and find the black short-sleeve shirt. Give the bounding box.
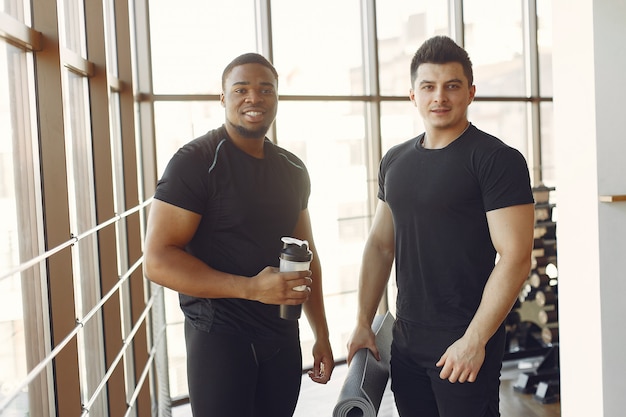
[154,125,310,345]
[379,124,534,328]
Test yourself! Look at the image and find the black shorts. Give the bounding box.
[185,319,302,417]
[390,319,505,417]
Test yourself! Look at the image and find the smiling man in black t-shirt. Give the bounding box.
[144,53,334,417]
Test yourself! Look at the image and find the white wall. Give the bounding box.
[552,0,626,416]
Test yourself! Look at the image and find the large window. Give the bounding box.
[147,0,554,402]
[1,0,153,415]
[1,0,554,414]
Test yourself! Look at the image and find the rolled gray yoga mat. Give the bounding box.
[333,311,395,417]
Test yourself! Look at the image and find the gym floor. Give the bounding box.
[173,356,561,417]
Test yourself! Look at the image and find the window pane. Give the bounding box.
[63,70,107,414]
[380,100,424,153]
[149,0,256,94]
[540,102,555,185]
[538,0,553,96]
[377,0,449,96]
[271,0,364,95]
[464,0,525,96]
[104,0,118,77]
[1,0,28,21]
[164,291,186,398]
[109,93,124,214]
[275,101,369,364]
[0,41,47,416]
[59,0,87,55]
[153,101,224,176]
[469,101,529,159]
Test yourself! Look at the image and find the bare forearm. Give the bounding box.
[356,240,394,327]
[465,256,531,344]
[303,256,330,340]
[468,203,535,344]
[144,246,251,299]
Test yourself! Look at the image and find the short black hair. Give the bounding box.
[221,53,278,90]
[410,36,473,87]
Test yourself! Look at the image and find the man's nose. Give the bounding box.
[245,89,263,102]
[433,86,447,102]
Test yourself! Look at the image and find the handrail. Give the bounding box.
[123,328,163,417]
[78,257,143,328]
[80,292,157,416]
[0,199,152,414]
[0,199,151,283]
[0,257,145,413]
[0,314,81,412]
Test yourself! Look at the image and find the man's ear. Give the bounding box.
[409,89,417,106]
[220,93,225,107]
[468,85,476,104]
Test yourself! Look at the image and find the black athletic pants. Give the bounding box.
[390,319,505,417]
[185,319,302,417]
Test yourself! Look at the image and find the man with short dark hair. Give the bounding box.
[347,36,535,417]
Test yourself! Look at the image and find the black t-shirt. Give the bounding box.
[379,124,534,328]
[154,125,310,345]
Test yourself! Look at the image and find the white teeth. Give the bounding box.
[246,111,262,116]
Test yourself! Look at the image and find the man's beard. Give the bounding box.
[227,119,270,139]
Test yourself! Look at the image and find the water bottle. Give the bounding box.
[279,237,312,320]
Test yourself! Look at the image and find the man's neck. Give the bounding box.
[224,124,266,158]
[422,122,470,149]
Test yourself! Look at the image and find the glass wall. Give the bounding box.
[0,0,554,413]
[1,0,152,415]
[147,0,554,401]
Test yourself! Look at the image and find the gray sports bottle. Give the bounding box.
[279,237,313,320]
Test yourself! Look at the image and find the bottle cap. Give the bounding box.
[280,237,312,262]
